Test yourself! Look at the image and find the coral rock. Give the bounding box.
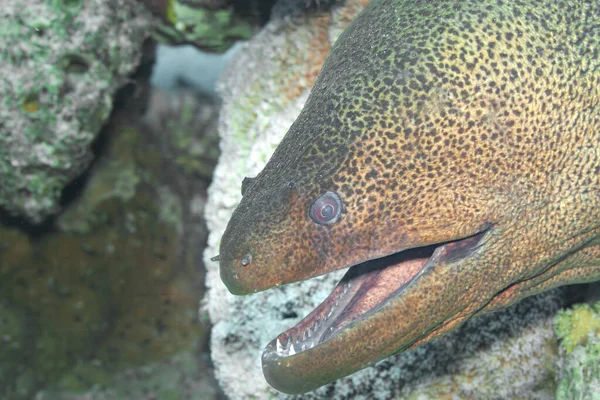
[0,0,152,223]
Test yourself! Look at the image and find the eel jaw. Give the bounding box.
[262,230,489,394]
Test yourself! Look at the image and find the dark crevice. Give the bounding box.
[56,84,130,210]
[271,0,347,20]
[342,244,438,283]
[231,0,278,25]
[60,39,157,212]
[0,210,56,238]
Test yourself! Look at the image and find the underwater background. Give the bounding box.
[1,0,599,399]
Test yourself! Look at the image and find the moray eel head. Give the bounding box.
[219,0,600,394]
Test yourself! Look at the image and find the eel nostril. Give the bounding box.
[241,254,252,266]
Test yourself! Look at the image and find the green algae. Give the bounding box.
[153,2,254,52]
[554,301,600,399]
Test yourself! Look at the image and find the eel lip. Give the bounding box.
[261,229,489,392]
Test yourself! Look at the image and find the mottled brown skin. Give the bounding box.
[219,0,600,394]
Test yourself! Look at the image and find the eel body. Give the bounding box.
[219,0,600,394]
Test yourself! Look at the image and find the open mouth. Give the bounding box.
[263,229,488,360]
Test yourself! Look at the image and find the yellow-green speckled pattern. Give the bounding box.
[220,0,600,393]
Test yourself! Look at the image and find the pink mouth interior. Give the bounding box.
[267,228,489,358]
[270,244,438,357]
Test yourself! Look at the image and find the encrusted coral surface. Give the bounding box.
[0,0,152,223]
[203,0,566,398]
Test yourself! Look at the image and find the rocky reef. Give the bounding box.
[0,0,260,224]
[0,0,153,223]
[3,0,598,398]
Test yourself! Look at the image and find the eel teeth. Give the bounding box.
[289,344,297,356]
[277,338,283,353]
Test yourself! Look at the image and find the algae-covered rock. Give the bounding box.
[554,301,600,400]
[0,0,152,223]
[144,0,259,52]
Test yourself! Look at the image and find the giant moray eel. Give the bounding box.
[218,0,600,394]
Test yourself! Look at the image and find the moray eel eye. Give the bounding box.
[241,254,252,266]
[309,191,342,225]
